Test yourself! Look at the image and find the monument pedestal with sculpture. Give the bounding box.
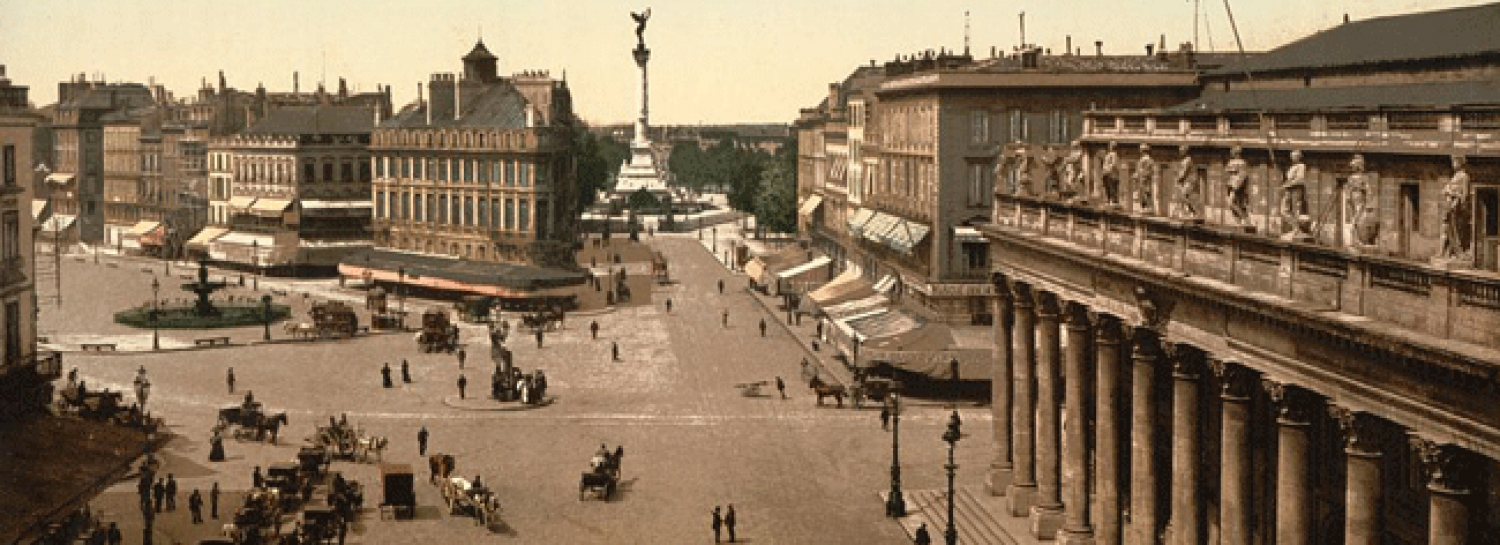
[612,9,672,199]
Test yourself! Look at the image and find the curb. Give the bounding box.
[439,396,555,412]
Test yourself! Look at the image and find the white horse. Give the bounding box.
[357,435,388,462]
[284,322,317,339]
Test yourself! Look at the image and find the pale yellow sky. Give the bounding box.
[1,0,1490,125]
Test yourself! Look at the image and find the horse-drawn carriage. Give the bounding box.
[55,385,126,421]
[217,404,289,443]
[378,463,416,520]
[808,374,901,409]
[310,301,359,338]
[416,309,459,353]
[310,419,385,462]
[579,447,624,501]
[225,489,282,545]
[517,308,564,333]
[440,476,503,527]
[264,462,310,507]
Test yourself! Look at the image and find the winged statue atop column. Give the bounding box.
[632,9,651,48]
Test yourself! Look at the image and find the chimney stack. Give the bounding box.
[1146,44,1154,56]
[1096,41,1103,56]
[294,72,299,94]
[1065,36,1072,56]
[828,82,840,110]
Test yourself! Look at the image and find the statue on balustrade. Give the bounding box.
[1099,141,1121,207]
[1012,145,1033,196]
[1436,154,1473,265]
[1061,140,1085,202]
[1170,145,1201,221]
[1133,144,1157,214]
[1225,146,1251,228]
[1278,150,1311,240]
[1039,144,1061,197]
[1344,154,1380,250]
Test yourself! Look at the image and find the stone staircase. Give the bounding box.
[885,486,1028,545]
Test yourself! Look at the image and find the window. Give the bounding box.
[376,191,386,218]
[518,199,530,231]
[478,197,489,227]
[2,145,13,187]
[963,242,987,271]
[361,161,371,182]
[970,111,989,144]
[439,195,448,224]
[400,192,410,219]
[464,161,474,183]
[438,159,449,182]
[968,163,988,206]
[478,160,490,183]
[2,211,17,260]
[427,194,438,223]
[451,196,462,226]
[465,196,474,226]
[505,199,515,230]
[505,161,515,186]
[342,162,353,183]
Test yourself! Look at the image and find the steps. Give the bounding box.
[886,486,1023,545]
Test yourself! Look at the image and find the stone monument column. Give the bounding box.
[634,45,650,147]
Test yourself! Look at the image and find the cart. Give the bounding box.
[379,462,416,519]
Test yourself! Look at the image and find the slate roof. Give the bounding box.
[464,40,498,62]
[1163,79,1500,113]
[60,84,155,111]
[380,84,530,129]
[245,105,374,135]
[1209,2,1500,77]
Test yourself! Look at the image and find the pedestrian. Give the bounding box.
[776,376,786,399]
[665,298,672,313]
[338,516,348,545]
[418,425,429,455]
[401,360,412,383]
[252,466,264,489]
[106,523,122,545]
[165,473,177,511]
[535,328,544,348]
[188,489,203,523]
[914,522,932,544]
[457,348,466,369]
[725,504,737,542]
[718,279,725,294]
[590,320,600,340]
[381,362,393,388]
[152,478,165,513]
[226,367,235,394]
[210,482,220,519]
[815,320,823,339]
[722,308,729,328]
[758,318,767,337]
[458,374,468,400]
[712,506,723,543]
[611,342,620,362]
[880,405,891,431]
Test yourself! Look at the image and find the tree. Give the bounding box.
[573,127,629,215]
[754,160,797,236]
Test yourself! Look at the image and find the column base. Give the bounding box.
[1007,484,1037,517]
[987,466,1013,496]
[1031,505,1065,539]
[1057,528,1096,545]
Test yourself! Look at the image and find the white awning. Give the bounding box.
[798,194,824,217]
[250,198,292,216]
[185,226,229,250]
[227,196,257,210]
[125,221,162,237]
[300,199,372,210]
[40,214,76,233]
[213,231,276,247]
[45,173,75,185]
[774,256,831,280]
[955,226,986,243]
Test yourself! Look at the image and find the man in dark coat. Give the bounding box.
[210,482,220,519]
[457,374,468,399]
[457,348,466,368]
[590,320,600,339]
[164,474,178,511]
[758,318,767,337]
[152,478,165,513]
[381,363,393,388]
[401,360,412,383]
[188,489,203,523]
[252,466,264,489]
[611,342,620,362]
[712,506,723,543]
[725,504,738,542]
[914,522,932,544]
[535,329,544,348]
[418,426,429,456]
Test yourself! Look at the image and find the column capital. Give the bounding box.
[1009,279,1034,308]
[1169,343,1206,379]
[990,271,1012,301]
[1409,437,1481,494]
[1035,290,1062,318]
[1090,312,1124,344]
[1264,379,1318,424]
[1329,406,1383,456]
[1062,301,1091,330]
[1210,359,1255,400]
[1129,326,1163,360]
[1131,284,1176,332]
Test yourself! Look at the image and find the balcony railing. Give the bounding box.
[1087,110,1500,154]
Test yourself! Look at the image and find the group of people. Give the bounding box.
[710,505,739,543]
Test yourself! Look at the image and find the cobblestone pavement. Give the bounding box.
[57,235,994,544]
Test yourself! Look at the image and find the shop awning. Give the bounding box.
[885,220,932,254]
[861,212,900,243]
[44,173,74,185]
[213,231,276,248]
[185,226,229,250]
[300,200,373,210]
[774,255,832,294]
[823,294,890,320]
[39,214,76,234]
[805,268,876,308]
[798,194,824,217]
[955,226,987,243]
[31,200,48,221]
[775,256,831,281]
[125,221,161,237]
[250,198,293,217]
[847,208,875,236]
[873,275,898,295]
[337,248,589,294]
[227,196,257,210]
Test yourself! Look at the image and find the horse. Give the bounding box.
[809,376,846,408]
[250,412,289,443]
[428,453,456,484]
[357,435,389,462]
[284,322,316,339]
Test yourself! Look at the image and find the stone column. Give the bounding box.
[1169,346,1204,545]
[1092,315,1125,545]
[1210,361,1254,545]
[1266,381,1316,545]
[1411,438,1479,545]
[1032,291,1065,537]
[1007,281,1039,515]
[1059,302,1095,544]
[1330,406,1383,545]
[1128,327,1164,545]
[989,273,1015,494]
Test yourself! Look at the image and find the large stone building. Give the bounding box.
[343,41,586,298]
[978,5,1500,543]
[0,66,60,418]
[44,77,157,243]
[200,105,377,273]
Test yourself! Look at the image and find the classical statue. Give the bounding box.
[1040,144,1061,197]
[1279,150,1310,239]
[1100,141,1120,207]
[1437,155,1473,263]
[1012,145,1033,196]
[1133,144,1156,214]
[1345,154,1379,249]
[1170,145,1200,220]
[1225,146,1251,227]
[631,8,651,48]
[1061,140,1085,201]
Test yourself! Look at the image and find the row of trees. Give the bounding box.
[669,137,798,235]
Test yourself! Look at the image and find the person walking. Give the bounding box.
[381,362,393,388]
[718,279,725,294]
[665,298,672,313]
[188,489,203,523]
[722,309,729,328]
[457,348,466,369]
[758,318,767,337]
[711,506,723,543]
[137,471,152,516]
[776,376,786,399]
[165,474,178,511]
[913,522,932,544]
[590,320,600,340]
[611,342,620,362]
[725,504,737,542]
[152,478,165,513]
[880,405,891,431]
[417,426,429,456]
[210,482,220,519]
[252,466,264,489]
[457,374,468,399]
[535,329,544,348]
[401,360,412,383]
[226,367,235,394]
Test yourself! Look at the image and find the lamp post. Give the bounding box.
[950,356,961,407]
[261,294,272,341]
[397,266,406,328]
[885,391,906,517]
[251,240,259,291]
[150,276,160,351]
[942,410,963,545]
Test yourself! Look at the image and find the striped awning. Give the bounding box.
[185,226,229,250]
[125,221,162,237]
[250,198,293,216]
[300,200,372,210]
[798,195,824,217]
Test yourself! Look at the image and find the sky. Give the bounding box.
[1,0,1491,126]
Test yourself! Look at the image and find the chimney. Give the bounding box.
[828,82,840,110]
[1065,36,1072,56]
[420,82,429,125]
[294,72,299,94]
[1146,44,1154,56]
[453,80,461,121]
[1096,40,1103,56]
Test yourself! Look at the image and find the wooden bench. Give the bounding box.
[80,343,117,352]
[734,381,770,397]
[195,337,232,347]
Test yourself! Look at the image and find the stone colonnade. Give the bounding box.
[985,275,1489,544]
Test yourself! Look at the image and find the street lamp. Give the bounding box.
[885,392,906,517]
[397,266,406,328]
[950,356,961,407]
[150,276,160,351]
[251,240,260,291]
[261,294,273,341]
[942,410,963,545]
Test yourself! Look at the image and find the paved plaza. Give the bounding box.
[54,231,994,544]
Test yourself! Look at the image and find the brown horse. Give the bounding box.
[428,454,456,484]
[808,376,846,408]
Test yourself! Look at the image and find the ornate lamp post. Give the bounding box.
[397,266,406,328]
[261,294,272,341]
[251,240,259,291]
[885,391,906,517]
[942,409,963,545]
[712,227,718,254]
[150,276,160,351]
